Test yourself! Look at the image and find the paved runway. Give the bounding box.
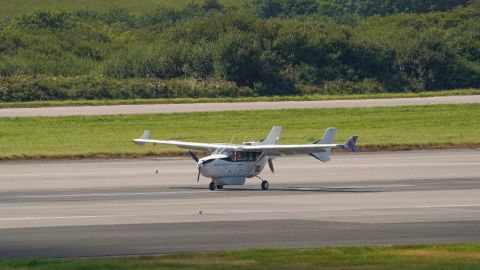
[0,149,479,258]
[1,95,479,117]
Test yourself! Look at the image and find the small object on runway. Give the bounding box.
[198,208,203,215]
[155,169,159,174]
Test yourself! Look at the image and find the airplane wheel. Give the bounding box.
[261,180,269,190]
[209,182,216,191]
[216,185,224,189]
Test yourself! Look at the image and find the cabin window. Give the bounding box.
[236,151,261,161]
[236,151,248,161]
[247,151,261,161]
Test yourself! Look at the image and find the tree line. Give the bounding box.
[0,0,479,101]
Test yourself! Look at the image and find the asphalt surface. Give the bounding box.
[1,95,479,117]
[0,149,479,258]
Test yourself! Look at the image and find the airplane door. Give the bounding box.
[235,162,245,176]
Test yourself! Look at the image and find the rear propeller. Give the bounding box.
[268,158,274,173]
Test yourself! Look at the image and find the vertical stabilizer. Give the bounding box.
[262,126,282,145]
[320,127,336,144]
[133,130,150,146]
[344,136,359,152]
[310,127,336,162]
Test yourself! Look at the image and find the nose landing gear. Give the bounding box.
[209,181,216,191]
[209,181,224,190]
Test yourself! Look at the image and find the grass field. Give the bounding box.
[0,104,478,160]
[0,0,242,18]
[0,89,478,109]
[1,244,480,269]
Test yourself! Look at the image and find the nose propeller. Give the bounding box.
[188,150,199,162]
[188,151,202,183]
[197,167,201,183]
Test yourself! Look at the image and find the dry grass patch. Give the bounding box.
[391,249,480,259]
[162,257,257,266]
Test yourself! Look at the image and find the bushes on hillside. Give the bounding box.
[0,76,253,102]
[251,0,319,18]
[15,11,71,30]
[101,9,480,93]
[0,4,479,102]
[317,0,470,17]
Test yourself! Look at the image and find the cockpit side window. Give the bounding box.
[236,151,248,161]
[227,150,236,161]
[217,149,262,162]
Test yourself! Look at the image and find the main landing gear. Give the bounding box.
[208,179,268,191]
[261,180,269,190]
[256,176,269,190]
[209,181,224,191]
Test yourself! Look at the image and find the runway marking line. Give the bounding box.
[0,184,422,199]
[1,204,479,222]
[292,184,416,190]
[415,204,480,209]
[3,190,213,198]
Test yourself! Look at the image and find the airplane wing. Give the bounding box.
[132,130,233,152]
[241,143,343,156]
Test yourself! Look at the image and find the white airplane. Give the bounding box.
[133,127,358,190]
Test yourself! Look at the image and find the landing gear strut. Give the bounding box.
[209,181,216,191]
[256,175,270,190]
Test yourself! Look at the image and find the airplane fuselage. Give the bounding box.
[198,151,268,186]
